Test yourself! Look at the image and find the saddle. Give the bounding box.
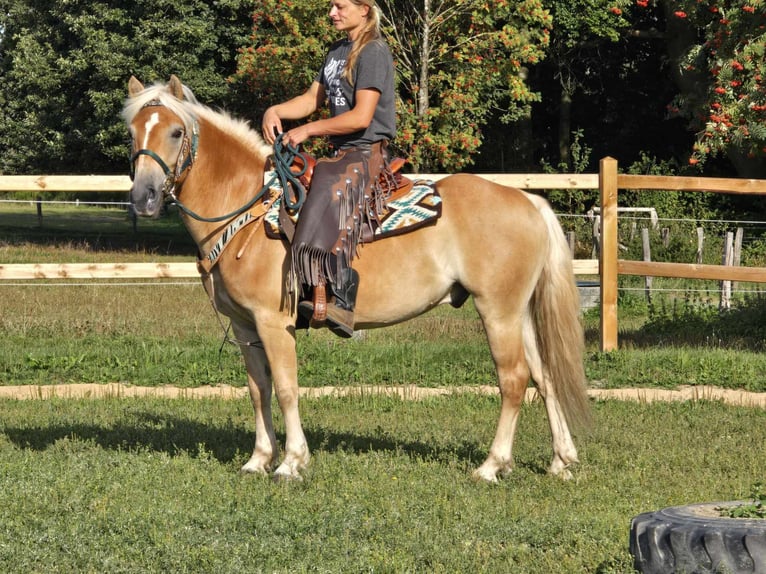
[291,153,414,202]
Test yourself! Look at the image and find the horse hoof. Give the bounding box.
[553,468,574,481]
[240,464,269,476]
[240,457,273,475]
[272,460,305,482]
[272,469,303,483]
[472,467,500,484]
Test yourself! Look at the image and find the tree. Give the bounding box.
[534,0,634,169]
[382,0,552,171]
[0,0,253,174]
[659,0,766,176]
[234,0,552,171]
[230,0,335,143]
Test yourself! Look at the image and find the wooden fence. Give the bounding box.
[3,159,766,351]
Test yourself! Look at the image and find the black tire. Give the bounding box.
[629,502,766,573]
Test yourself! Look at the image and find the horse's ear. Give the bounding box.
[168,75,185,100]
[128,76,144,97]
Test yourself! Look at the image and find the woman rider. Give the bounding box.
[261,0,396,338]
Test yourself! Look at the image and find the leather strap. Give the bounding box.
[312,283,327,322]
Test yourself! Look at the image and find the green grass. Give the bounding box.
[4,280,766,391]
[2,204,766,572]
[0,394,764,573]
[3,203,766,391]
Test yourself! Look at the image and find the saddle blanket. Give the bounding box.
[263,174,442,241]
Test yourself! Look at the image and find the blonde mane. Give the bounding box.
[122,81,272,162]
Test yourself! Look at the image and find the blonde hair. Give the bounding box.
[344,2,382,84]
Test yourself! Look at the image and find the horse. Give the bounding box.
[123,75,590,483]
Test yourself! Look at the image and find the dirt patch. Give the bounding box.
[0,383,765,408]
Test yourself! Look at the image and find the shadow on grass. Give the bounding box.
[584,295,766,352]
[2,410,515,472]
[2,412,249,462]
[0,209,196,255]
[301,424,497,470]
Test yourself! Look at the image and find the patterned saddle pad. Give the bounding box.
[263,173,442,241]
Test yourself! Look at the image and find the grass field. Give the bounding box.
[1,394,764,573]
[1,203,766,572]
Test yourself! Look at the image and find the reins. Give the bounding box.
[271,135,308,212]
[129,100,308,223]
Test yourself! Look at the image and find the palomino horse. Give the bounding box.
[123,76,590,483]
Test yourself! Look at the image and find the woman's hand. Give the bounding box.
[281,125,311,148]
[261,107,283,145]
[261,82,325,146]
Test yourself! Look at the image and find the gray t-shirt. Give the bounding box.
[316,38,396,149]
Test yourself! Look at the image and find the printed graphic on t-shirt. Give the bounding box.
[324,56,348,110]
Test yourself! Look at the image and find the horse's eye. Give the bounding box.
[172,128,184,139]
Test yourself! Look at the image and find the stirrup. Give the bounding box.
[296,297,354,338]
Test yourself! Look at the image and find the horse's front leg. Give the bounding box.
[233,323,279,475]
[256,321,310,481]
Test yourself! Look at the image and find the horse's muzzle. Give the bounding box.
[130,179,163,218]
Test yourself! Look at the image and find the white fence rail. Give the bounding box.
[0,173,601,280]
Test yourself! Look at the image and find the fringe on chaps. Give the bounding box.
[291,142,389,293]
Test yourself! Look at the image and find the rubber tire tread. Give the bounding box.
[629,502,766,573]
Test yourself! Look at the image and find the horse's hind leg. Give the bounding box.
[522,317,579,479]
[473,314,530,483]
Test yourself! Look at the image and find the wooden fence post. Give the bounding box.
[733,227,743,291]
[599,157,619,351]
[696,227,704,264]
[641,228,652,303]
[566,231,576,257]
[721,231,733,310]
[128,205,138,234]
[591,216,600,258]
[36,196,43,227]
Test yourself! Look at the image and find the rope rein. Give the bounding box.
[170,134,307,223]
[271,135,308,212]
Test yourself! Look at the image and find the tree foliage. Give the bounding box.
[229,0,335,156]
[234,0,552,171]
[382,0,552,171]
[0,0,253,174]
[652,0,766,175]
[1,0,765,183]
[232,0,334,109]
[536,0,635,168]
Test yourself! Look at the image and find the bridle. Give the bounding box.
[129,99,199,203]
[129,98,307,224]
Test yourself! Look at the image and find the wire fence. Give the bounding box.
[3,199,766,300]
[0,198,130,207]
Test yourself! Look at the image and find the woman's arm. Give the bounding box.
[261,81,326,144]
[280,88,381,147]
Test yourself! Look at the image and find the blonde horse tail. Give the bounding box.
[525,193,591,431]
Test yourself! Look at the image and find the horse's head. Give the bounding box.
[123,75,199,217]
